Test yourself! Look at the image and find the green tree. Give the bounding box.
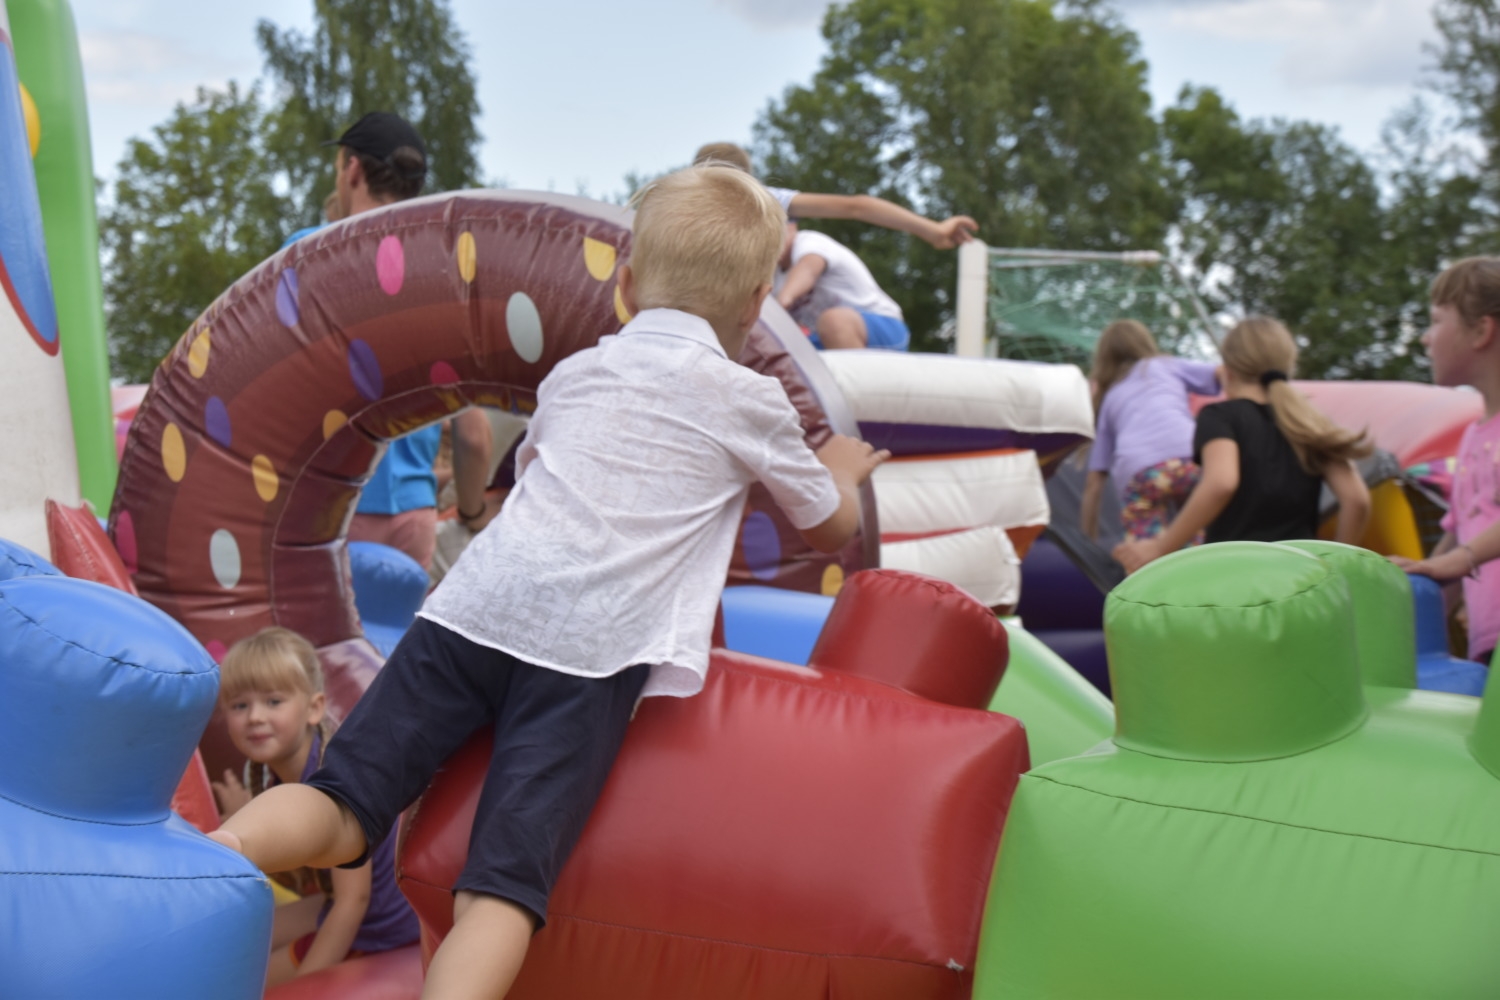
[101,83,290,382]
[257,0,483,225]
[753,0,1173,349]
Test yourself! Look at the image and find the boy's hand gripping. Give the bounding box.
[816,434,891,487]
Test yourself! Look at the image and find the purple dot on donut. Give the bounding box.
[430,361,459,385]
[275,268,300,327]
[113,511,138,574]
[741,511,781,582]
[205,396,232,447]
[376,236,405,296]
[348,340,383,400]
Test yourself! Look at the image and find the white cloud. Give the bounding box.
[78,31,251,110]
[716,0,833,29]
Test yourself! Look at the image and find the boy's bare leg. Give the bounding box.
[421,891,534,1000]
[816,307,869,349]
[208,784,368,873]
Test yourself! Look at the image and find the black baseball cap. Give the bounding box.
[325,112,427,176]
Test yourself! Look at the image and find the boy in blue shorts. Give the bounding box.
[210,165,889,999]
[776,221,912,351]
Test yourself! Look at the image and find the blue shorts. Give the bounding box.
[306,617,649,928]
[808,311,910,351]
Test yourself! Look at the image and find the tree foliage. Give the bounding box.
[257,0,483,224]
[101,83,290,382]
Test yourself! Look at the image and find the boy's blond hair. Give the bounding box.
[629,165,786,320]
[1431,257,1500,329]
[219,627,323,702]
[692,142,753,173]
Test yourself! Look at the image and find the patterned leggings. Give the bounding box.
[1120,458,1202,542]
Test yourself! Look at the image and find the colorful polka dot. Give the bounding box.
[507,293,544,363]
[376,236,405,295]
[323,410,348,439]
[205,397,232,447]
[821,563,845,596]
[457,232,477,283]
[741,511,781,582]
[614,285,632,324]
[251,454,278,502]
[348,340,383,400]
[114,511,138,574]
[583,237,616,281]
[187,328,211,378]
[204,640,227,663]
[430,361,460,384]
[161,423,186,482]
[276,269,300,327]
[20,83,40,158]
[209,529,242,589]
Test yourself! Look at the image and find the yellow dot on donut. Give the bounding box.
[161,423,186,482]
[251,454,278,502]
[583,237,616,282]
[19,83,40,158]
[187,328,211,378]
[614,284,632,324]
[821,563,845,597]
[457,232,477,284]
[323,410,348,440]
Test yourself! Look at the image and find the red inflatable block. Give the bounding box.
[399,653,1028,999]
[45,499,137,595]
[170,749,219,834]
[809,569,1009,709]
[264,944,423,999]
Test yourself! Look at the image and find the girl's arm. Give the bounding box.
[1113,438,1239,574]
[1324,459,1371,546]
[1393,525,1500,582]
[295,861,372,975]
[1081,471,1108,541]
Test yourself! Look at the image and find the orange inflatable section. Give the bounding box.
[398,571,1026,998]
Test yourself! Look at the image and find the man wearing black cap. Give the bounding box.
[328,111,430,218]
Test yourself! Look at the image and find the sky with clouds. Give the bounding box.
[59,0,1443,202]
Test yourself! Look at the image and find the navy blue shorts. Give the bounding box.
[306,617,649,928]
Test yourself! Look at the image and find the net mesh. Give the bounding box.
[984,251,1216,366]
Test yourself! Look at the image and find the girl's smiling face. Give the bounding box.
[223,687,324,776]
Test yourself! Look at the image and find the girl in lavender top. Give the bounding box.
[1082,320,1221,542]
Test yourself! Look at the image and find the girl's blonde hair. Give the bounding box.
[219,627,323,703]
[1220,317,1371,474]
[1089,319,1161,416]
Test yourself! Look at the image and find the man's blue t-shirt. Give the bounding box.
[358,427,442,515]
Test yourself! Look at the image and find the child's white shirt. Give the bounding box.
[419,308,842,698]
[775,229,904,329]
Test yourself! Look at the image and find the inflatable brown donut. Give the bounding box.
[108,190,873,774]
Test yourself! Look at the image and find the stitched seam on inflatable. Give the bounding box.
[1026,773,1500,858]
[0,787,166,827]
[5,601,205,675]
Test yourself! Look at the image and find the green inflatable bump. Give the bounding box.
[1279,540,1417,689]
[974,542,1500,999]
[12,0,117,509]
[989,621,1113,766]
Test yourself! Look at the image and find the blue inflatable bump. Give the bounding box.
[349,540,429,657]
[720,586,834,666]
[1411,573,1489,696]
[0,536,60,582]
[0,574,272,998]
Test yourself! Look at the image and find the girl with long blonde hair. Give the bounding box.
[1083,319,1221,541]
[1114,317,1371,572]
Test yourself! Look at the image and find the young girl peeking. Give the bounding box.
[1113,317,1372,573]
[1083,320,1221,542]
[211,628,418,988]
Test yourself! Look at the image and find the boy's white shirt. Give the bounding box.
[419,308,842,699]
[775,229,904,329]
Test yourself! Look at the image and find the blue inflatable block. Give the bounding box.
[0,536,60,582]
[349,540,428,657]
[1410,573,1489,696]
[720,586,834,666]
[0,574,272,998]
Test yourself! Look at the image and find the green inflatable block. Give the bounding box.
[975,542,1500,998]
[1279,539,1416,689]
[989,621,1113,767]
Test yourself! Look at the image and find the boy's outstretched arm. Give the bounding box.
[799,434,890,553]
[788,192,978,250]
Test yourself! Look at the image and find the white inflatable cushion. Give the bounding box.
[880,525,1021,610]
[873,449,1049,537]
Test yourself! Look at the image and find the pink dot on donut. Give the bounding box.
[204,640,227,663]
[376,236,405,296]
[430,361,459,384]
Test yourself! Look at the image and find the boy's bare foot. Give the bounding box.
[208,829,244,855]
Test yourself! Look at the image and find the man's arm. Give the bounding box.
[777,254,827,312]
[787,192,978,249]
[798,434,890,553]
